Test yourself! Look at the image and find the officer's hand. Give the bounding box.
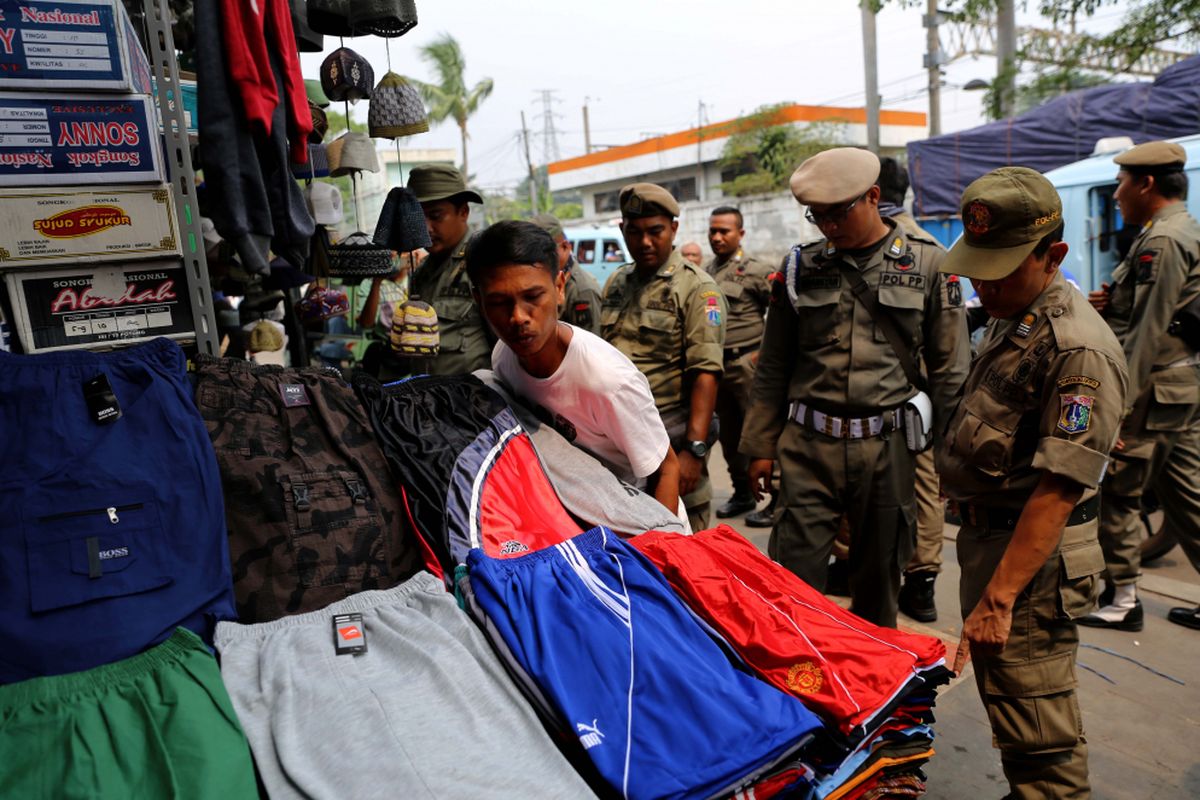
[677,450,702,496]
[748,459,774,502]
[1087,284,1111,314]
[958,595,1012,670]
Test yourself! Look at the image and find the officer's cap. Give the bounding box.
[619,183,680,219]
[408,163,484,205]
[789,148,880,205]
[1114,140,1187,171]
[941,167,1062,281]
[529,213,565,240]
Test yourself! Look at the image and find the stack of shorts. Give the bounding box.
[214,571,597,799]
[194,355,424,622]
[0,339,236,682]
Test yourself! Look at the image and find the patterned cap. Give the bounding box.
[350,0,419,37]
[308,101,328,144]
[320,47,374,103]
[296,285,350,323]
[390,299,440,356]
[368,72,429,139]
[374,186,432,251]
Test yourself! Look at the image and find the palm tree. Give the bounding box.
[413,34,494,179]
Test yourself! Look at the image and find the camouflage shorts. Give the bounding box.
[194,355,422,622]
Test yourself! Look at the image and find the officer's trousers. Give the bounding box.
[959,517,1103,800]
[1098,368,1200,586]
[716,351,756,497]
[907,448,945,574]
[769,421,915,628]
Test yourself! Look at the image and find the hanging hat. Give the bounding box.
[328,231,395,278]
[305,79,330,108]
[247,319,286,353]
[407,163,483,204]
[327,131,380,177]
[373,186,432,251]
[368,72,429,139]
[306,0,355,36]
[390,299,439,357]
[289,0,324,53]
[350,0,419,38]
[320,47,374,103]
[264,257,317,291]
[305,181,344,226]
[308,101,328,143]
[291,143,330,179]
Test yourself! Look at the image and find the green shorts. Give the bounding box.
[0,628,258,799]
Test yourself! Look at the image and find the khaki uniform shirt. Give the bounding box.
[1105,203,1200,409]
[889,211,947,252]
[408,233,494,376]
[740,220,969,459]
[560,256,603,335]
[600,248,727,417]
[704,248,772,350]
[937,271,1128,506]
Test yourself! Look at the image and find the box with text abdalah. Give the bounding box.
[0,0,153,93]
[0,184,180,268]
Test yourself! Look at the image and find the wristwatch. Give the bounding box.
[686,440,708,458]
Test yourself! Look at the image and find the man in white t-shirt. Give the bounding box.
[467,220,682,517]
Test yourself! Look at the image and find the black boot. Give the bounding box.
[744,493,776,528]
[1167,605,1200,630]
[899,571,938,623]
[716,492,757,519]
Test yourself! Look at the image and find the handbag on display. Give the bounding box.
[328,232,395,278]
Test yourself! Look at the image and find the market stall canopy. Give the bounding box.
[908,55,1200,217]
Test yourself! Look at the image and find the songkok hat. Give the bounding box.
[305,181,344,226]
[374,187,432,251]
[320,47,374,103]
[389,299,440,356]
[618,182,679,218]
[789,148,880,205]
[368,72,429,139]
[941,167,1063,281]
[1114,140,1187,172]
[291,143,330,180]
[408,163,483,204]
[350,0,419,37]
[308,101,328,143]
[247,319,285,353]
[328,131,380,177]
[530,213,564,239]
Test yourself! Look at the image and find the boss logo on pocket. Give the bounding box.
[98,547,130,561]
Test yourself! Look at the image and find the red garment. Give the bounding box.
[220,0,312,163]
[632,526,946,735]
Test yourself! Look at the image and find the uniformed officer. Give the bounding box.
[1079,140,1200,631]
[407,164,494,375]
[601,183,727,532]
[530,213,603,334]
[938,167,1128,800]
[878,156,950,623]
[704,205,773,520]
[741,147,968,628]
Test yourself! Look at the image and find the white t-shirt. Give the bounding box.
[492,325,670,485]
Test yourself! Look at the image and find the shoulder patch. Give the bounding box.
[699,289,722,299]
[1015,312,1037,338]
[945,274,963,307]
[1136,249,1158,283]
[705,294,722,327]
[1058,395,1094,434]
[1057,375,1101,390]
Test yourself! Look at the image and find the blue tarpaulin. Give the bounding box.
[908,54,1200,216]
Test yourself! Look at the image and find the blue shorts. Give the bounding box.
[0,339,236,682]
[465,527,823,800]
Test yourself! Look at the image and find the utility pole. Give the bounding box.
[520,111,538,211]
[696,99,705,202]
[923,0,942,137]
[582,100,592,154]
[996,0,1017,117]
[861,0,880,154]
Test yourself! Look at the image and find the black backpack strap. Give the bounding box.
[834,261,928,394]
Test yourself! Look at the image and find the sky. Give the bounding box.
[298,0,1135,195]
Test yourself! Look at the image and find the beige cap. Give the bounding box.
[941,167,1063,281]
[529,213,565,239]
[1114,140,1187,170]
[619,182,680,218]
[789,147,880,205]
[247,319,285,353]
[328,132,380,177]
[407,163,484,205]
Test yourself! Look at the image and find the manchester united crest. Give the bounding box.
[786,661,824,695]
[965,201,993,236]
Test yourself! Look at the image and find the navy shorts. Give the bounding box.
[0,339,236,682]
[465,527,824,800]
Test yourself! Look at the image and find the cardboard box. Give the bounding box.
[5,259,195,352]
[0,92,164,186]
[0,184,180,267]
[0,0,153,93]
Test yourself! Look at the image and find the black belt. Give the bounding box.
[955,495,1100,532]
[724,345,756,361]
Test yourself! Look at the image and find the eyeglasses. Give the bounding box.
[805,192,867,226]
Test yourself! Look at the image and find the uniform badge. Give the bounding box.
[1015,312,1037,338]
[888,237,903,257]
[946,274,963,307]
[1058,395,1094,434]
[626,194,643,214]
[1057,375,1100,390]
[895,254,914,272]
[705,295,722,327]
[965,201,992,235]
[786,661,823,694]
[1136,250,1157,283]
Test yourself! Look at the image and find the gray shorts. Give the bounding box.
[215,572,597,799]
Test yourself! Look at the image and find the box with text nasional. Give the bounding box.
[5,258,195,353]
[0,0,153,92]
[0,92,164,185]
[0,184,180,268]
